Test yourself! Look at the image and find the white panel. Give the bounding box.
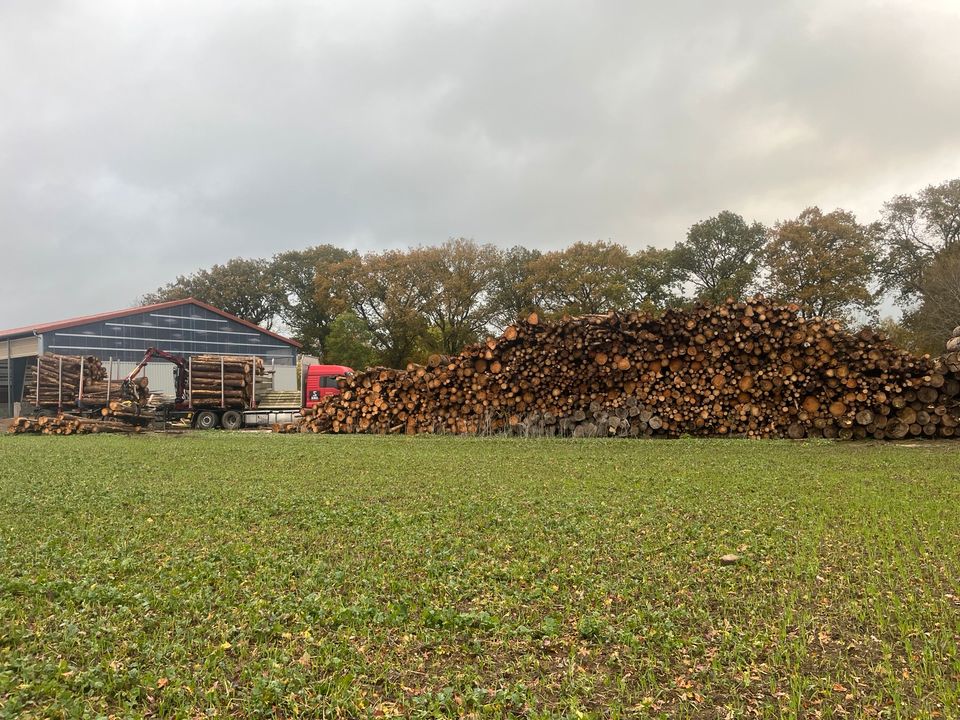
[0,336,40,360]
[272,366,298,391]
[109,361,178,395]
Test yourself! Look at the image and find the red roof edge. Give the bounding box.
[0,297,303,349]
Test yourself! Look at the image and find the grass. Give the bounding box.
[0,435,958,719]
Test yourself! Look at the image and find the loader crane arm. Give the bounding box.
[125,347,189,404]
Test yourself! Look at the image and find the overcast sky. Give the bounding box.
[2,0,959,329]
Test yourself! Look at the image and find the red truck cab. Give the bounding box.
[303,364,353,409]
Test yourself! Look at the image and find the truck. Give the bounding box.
[123,348,353,429]
[303,363,353,409]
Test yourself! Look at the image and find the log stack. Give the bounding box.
[80,376,150,406]
[188,355,265,408]
[22,354,108,410]
[100,399,156,426]
[7,414,143,435]
[280,298,960,440]
[943,326,960,373]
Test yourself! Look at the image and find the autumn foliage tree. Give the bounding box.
[764,207,881,321]
[528,241,636,316]
[901,243,960,353]
[271,245,355,356]
[142,257,282,328]
[324,250,434,368]
[486,246,543,330]
[140,175,960,369]
[420,239,501,355]
[324,310,379,370]
[881,178,960,304]
[526,241,680,317]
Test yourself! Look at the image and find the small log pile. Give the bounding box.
[943,326,960,372]
[100,399,156,426]
[7,414,144,435]
[189,355,265,408]
[22,354,108,409]
[280,298,960,440]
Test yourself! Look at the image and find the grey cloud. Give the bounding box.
[1,0,959,327]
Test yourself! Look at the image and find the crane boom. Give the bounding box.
[125,347,189,404]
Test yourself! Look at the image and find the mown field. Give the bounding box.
[0,435,958,719]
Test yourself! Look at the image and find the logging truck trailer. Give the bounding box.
[126,349,352,430]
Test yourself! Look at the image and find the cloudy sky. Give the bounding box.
[2,0,959,328]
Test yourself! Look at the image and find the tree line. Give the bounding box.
[142,177,960,366]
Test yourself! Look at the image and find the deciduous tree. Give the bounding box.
[529,241,636,316]
[324,250,433,368]
[487,246,543,329]
[764,207,880,321]
[901,243,960,354]
[882,178,960,304]
[420,239,501,354]
[324,310,380,369]
[271,245,355,356]
[672,211,766,303]
[141,257,282,328]
[632,246,684,308]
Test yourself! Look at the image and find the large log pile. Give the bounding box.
[283,299,960,440]
[188,355,265,408]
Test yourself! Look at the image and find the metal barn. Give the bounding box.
[0,298,301,416]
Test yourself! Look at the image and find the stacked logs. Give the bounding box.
[7,414,143,435]
[81,376,151,406]
[188,355,264,408]
[100,399,156,426]
[281,298,960,440]
[22,354,108,409]
[944,326,960,372]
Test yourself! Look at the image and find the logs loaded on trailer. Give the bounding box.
[22,352,264,410]
[187,355,265,408]
[23,354,109,409]
[280,298,960,440]
[12,351,269,435]
[22,353,152,408]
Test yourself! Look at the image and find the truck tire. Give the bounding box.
[194,410,220,430]
[221,410,243,430]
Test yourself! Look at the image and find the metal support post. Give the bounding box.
[250,355,257,409]
[5,339,11,417]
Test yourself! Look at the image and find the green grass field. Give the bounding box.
[1,435,958,719]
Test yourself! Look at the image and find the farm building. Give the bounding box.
[0,298,301,417]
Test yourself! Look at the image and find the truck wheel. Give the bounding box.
[194,410,220,430]
[221,410,243,430]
